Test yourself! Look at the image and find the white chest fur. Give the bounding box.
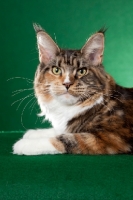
[38,96,103,134]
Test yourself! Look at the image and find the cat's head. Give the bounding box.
[34,24,111,106]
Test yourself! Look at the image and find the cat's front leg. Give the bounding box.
[13,137,65,155]
[13,133,77,155]
[13,128,64,155]
[23,128,57,139]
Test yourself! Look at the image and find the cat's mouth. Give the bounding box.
[60,90,78,98]
[54,91,79,105]
[61,92,73,98]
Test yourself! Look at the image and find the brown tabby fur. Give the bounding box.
[34,24,133,155]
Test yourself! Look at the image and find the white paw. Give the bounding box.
[23,128,56,139]
[13,138,61,155]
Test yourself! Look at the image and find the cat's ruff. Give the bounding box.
[38,95,104,134]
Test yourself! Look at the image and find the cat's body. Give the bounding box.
[13,24,133,155]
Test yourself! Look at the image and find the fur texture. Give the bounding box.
[13,24,133,155]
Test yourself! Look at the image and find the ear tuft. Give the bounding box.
[98,26,108,35]
[33,23,60,64]
[33,23,44,33]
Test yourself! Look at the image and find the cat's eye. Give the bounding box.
[77,68,87,77]
[52,66,62,75]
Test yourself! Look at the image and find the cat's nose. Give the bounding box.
[63,82,73,90]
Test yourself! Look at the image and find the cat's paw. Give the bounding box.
[13,138,61,155]
[23,129,44,139]
[23,128,56,139]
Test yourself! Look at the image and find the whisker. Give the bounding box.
[30,100,37,115]
[54,33,58,44]
[29,57,38,62]
[12,88,34,96]
[29,99,36,109]
[21,97,35,130]
[16,93,34,111]
[110,95,123,103]
[103,93,123,103]
[12,88,33,93]
[11,93,34,107]
[33,107,42,125]
[36,110,43,124]
[7,77,33,83]
[30,48,38,52]
[35,116,39,125]
[101,100,114,115]
[30,51,38,54]
[108,89,123,96]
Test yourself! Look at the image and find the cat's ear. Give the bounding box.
[81,31,104,66]
[33,24,60,64]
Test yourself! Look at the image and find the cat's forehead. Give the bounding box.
[60,49,80,57]
[56,49,82,68]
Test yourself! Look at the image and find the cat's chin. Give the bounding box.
[55,93,78,105]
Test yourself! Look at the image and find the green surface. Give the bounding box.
[1,132,133,200]
[1,0,133,131]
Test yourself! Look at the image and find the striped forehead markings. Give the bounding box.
[57,54,81,68]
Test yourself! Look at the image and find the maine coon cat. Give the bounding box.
[13,24,133,155]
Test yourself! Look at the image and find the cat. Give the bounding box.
[13,24,133,155]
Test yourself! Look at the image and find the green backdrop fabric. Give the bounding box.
[1,132,133,200]
[1,0,133,199]
[1,0,133,131]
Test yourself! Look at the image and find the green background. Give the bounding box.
[1,1,133,200]
[1,0,133,131]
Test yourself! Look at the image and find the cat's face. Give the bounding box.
[34,24,108,106]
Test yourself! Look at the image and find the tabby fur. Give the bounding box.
[13,24,133,155]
